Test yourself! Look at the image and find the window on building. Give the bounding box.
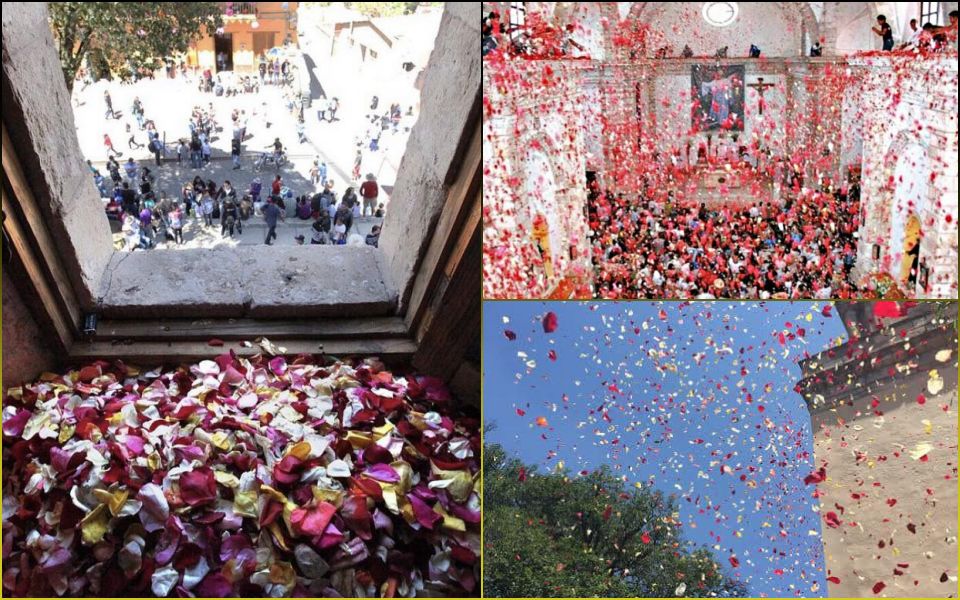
[508,2,526,41]
[920,1,942,25]
[702,2,739,27]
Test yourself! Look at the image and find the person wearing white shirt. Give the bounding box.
[907,19,922,46]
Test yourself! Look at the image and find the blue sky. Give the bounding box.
[484,301,848,597]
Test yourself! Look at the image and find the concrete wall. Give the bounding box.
[800,306,960,597]
[810,365,958,597]
[1,2,114,310]
[1,272,58,392]
[378,2,480,311]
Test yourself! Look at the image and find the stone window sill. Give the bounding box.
[98,245,396,319]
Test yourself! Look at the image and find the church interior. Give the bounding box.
[482,2,959,300]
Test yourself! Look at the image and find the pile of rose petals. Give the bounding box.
[2,352,480,597]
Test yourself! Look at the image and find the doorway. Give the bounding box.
[214,33,234,71]
[900,213,921,285]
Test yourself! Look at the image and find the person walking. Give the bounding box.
[104,90,115,119]
[126,123,144,150]
[353,149,363,181]
[149,136,162,167]
[132,96,145,129]
[177,139,189,165]
[359,173,379,217]
[327,97,339,122]
[263,196,283,245]
[104,133,121,158]
[190,136,202,168]
[201,137,212,166]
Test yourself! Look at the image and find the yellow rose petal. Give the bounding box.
[372,422,395,436]
[910,442,934,460]
[214,471,240,489]
[344,431,374,448]
[286,440,312,460]
[434,504,466,532]
[80,504,111,545]
[927,371,944,395]
[233,491,259,518]
[58,423,76,444]
[210,431,231,451]
[382,488,400,514]
[92,488,130,516]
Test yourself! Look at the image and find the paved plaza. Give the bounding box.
[72,7,435,249]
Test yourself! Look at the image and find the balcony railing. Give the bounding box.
[224,2,257,17]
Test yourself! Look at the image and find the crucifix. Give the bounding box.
[747,77,775,115]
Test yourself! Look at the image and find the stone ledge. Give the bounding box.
[98,246,397,319]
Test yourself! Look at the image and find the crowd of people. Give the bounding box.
[91,152,383,250]
[588,179,862,299]
[85,37,411,253]
[875,10,958,52]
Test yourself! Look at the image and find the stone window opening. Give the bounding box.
[1,3,481,404]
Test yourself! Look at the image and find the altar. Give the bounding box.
[687,165,781,209]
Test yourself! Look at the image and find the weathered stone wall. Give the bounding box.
[378,2,480,312]
[482,60,593,299]
[1,271,58,391]
[800,306,959,597]
[853,55,959,299]
[1,2,114,309]
[97,245,395,318]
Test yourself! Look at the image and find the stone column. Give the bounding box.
[797,305,959,598]
[820,2,839,56]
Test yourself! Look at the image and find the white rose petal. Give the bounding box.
[182,556,209,590]
[151,565,180,597]
[326,459,351,478]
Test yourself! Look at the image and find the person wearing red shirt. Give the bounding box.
[359,173,379,217]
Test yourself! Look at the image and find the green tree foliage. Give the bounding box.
[48,2,223,92]
[484,443,749,598]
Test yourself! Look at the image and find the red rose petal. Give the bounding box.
[179,468,217,506]
[543,311,558,333]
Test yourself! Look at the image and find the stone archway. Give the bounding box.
[881,131,931,290]
[624,1,821,56]
[522,146,564,279]
[899,212,921,284]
